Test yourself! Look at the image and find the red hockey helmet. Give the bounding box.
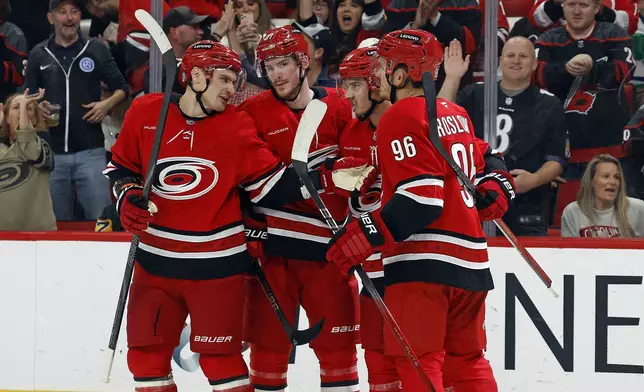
[376,29,443,82]
[256,25,310,65]
[179,40,243,88]
[339,46,379,91]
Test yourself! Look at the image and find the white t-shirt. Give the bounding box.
[561,197,644,238]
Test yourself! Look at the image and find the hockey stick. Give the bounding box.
[103,9,178,383]
[563,76,582,110]
[250,259,325,345]
[421,72,559,298]
[291,100,437,392]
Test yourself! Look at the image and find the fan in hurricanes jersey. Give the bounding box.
[237,25,377,392]
[337,44,400,392]
[529,0,638,35]
[440,36,570,236]
[102,41,350,392]
[534,0,634,171]
[326,29,516,392]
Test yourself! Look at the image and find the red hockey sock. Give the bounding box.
[443,351,498,392]
[317,349,360,391]
[200,353,251,391]
[364,350,401,392]
[395,351,444,392]
[249,344,290,392]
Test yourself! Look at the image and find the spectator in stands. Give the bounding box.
[440,37,570,236]
[535,0,634,181]
[0,0,28,103]
[170,0,222,20]
[629,0,644,106]
[561,154,644,236]
[529,0,638,36]
[0,89,56,231]
[228,0,275,63]
[310,0,331,25]
[7,0,49,50]
[384,0,481,89]
[509,16,546,44]
[471,0,510,82]
[329,0,382,72]
[293,22,337,87]
[25,0,129,221]
[143,6,209,94]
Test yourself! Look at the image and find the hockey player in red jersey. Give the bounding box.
[326,29,517,392]
[337,45,401,392]
[103,41,333,392]
[238,25,376,392]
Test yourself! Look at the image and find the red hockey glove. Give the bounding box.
[475,170,516,221]
[116,186,157,235]
[326,212,395,276]
[320,157,378,197]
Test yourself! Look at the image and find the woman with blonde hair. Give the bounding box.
[561,154,644,237]
[0,88,56,231]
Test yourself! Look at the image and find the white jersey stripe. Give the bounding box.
[138,243,247,259]
[145,224,244,243]
[396,189,444,207]
[405,233,487,250]
[255,207,332,229]
[267,228,331,243]
[251,166,287,203]
[383,253,490,270]
[398,178,444,190]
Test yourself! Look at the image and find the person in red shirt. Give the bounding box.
[326,29,516,391]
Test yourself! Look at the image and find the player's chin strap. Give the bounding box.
[387,75,411,104]
[188,78,217,117]
[356,92,384,121]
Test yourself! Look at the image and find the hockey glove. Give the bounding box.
[326,211,395,276]
[116,186,158,235]
[320,157,378,198]
[475,170,516,221]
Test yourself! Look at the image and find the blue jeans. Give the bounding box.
[49,147,111,220]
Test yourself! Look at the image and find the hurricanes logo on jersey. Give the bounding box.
[350,176,382,215]
[152,157,219,200]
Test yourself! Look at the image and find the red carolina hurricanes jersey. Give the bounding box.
[377,97,493,292]
[117,0,171,43]
[104,94,286,280]
[339,118,384,281]
[238,87,353,262]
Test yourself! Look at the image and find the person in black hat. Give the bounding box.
[163,6,208,58]
[292,21,337,88]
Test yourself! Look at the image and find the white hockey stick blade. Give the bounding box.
[102,348,115,383]
[291,99,328,164]
[549,284,560,298]
[134,9,172,55]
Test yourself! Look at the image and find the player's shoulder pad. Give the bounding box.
[129,93,165,113]
[438,97,469,116]
[236,90,274,113]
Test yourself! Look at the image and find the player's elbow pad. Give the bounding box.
[255,167,307,207]
[380,194,443,242]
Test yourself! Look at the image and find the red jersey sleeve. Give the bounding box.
[234,112,287,204]
[103,95,158,184]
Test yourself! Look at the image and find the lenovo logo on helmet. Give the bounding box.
[398,33,420,41]
[193,43,213,49]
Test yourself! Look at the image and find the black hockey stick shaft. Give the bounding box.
[421,72,558,298]
[251,259,324,345]
[292,160,436,392]
[104,11,178,383]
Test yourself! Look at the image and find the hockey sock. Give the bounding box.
[317,349,360,391]
[249,344,290,392]
[200,353,252,392]
[133,375,177,392]
[442,351,498,392]
[364,350,401,392]
[395,352,444,392]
